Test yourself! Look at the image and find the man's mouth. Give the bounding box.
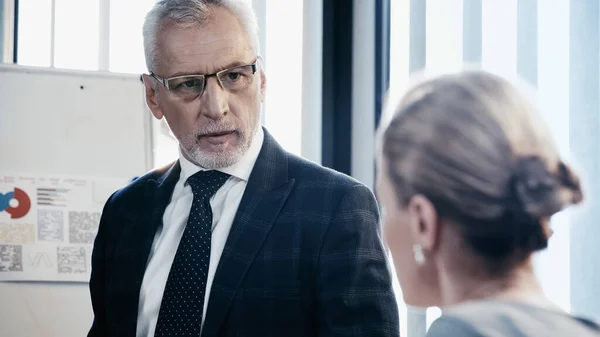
[202,130,235,137]
[198,130,237,144]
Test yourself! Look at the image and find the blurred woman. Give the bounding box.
[376,70,600,336]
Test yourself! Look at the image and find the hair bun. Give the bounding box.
[505,155,575,251]
[511,156,564,218]
[557,161,584,204]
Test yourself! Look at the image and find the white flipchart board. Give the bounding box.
[0,64,153,337]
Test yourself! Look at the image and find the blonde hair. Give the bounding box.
[380,70,582,266]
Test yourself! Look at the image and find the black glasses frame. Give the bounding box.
[148,56,260,94]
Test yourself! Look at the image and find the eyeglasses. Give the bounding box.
[149,57,260,99]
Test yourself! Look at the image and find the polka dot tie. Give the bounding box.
[154,170,230,337]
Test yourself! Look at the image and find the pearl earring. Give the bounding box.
[413,244,426,265]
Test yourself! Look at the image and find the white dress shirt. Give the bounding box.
[136,127,264,337]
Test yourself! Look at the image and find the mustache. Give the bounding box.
[195,123,239,136]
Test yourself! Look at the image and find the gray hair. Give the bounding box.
[380,70,583,269]
[142,0,260,72]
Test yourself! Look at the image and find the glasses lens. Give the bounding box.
[167,75,205,98]
[218,65,255,91]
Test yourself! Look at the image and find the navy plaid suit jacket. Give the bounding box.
[88,128,400,337]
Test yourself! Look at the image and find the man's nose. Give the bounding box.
[200,77,228,120]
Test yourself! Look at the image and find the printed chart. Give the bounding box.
[0,173,128,282]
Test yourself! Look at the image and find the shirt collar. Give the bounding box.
[178,126,264,184]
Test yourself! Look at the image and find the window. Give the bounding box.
[16,0,52,67]
[534,0,571,313]
[481,0,517,77]
[389,1,410,335]
[14,0,152,72]
[109,0,156,74]
[11,0,305,167]
[263,0,303,156]
[53,0,99,70]
[389,0,579,334]
[425,0,462,75]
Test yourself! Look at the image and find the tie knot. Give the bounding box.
[186,170,230,199]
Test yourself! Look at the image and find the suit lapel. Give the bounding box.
[117,162,180,337]
[202,130,295,337]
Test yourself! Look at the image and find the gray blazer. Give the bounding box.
[427,300,600,337]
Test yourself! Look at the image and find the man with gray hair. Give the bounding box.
[87,1,399,336]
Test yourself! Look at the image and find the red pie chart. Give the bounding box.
[6,188,31,219]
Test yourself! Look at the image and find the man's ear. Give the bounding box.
[407,194,440,252]
[259,68,266,103]
[142,74,164,120]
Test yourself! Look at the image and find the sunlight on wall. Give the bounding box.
[535,0,571,312]
[263,0,303,156]
[17,0,52,67]
[425,0,463,74]
[54,0,99,70]
[389,0,410,334]
[110,0,156,74]
[481,0,518,77]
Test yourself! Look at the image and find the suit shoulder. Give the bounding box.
[287,153,368,193]
[107,162,174,206]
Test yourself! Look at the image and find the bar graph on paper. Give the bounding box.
[37,188,70,207]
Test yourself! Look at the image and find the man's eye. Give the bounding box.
[181,79,202,88]
[227,72,241,81]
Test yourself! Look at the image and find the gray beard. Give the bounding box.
[183,139,249,169]
[181,122,259,169]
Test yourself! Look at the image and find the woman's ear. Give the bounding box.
[406,194,440,252]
